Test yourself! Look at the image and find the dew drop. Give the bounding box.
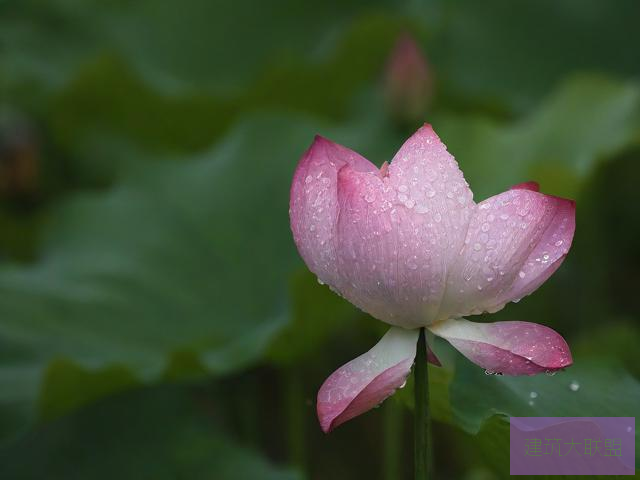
[317,278,325,285]
[305,175,313,184]
[554,240,564,247]
[500,214,509,220]
[309,225,316,232]
[529,391,538,399]
[481,223,490,232]
[398,193,408,203]
[568,380,580,391]
[398,185,408,193]
[545,370,557,377]
[528,400,535,407]
[426,189,436,198]
[518,271,526,279]
[434,213,442,223]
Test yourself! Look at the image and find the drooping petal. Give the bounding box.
[317,327,418,433]
[438,187,575,318]
[429,318,572,375]
[290,136,377,288]
[332,125,474,328]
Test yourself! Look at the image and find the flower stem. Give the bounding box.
[414,327,430,479]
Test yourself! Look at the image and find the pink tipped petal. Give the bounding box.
[290,136,377,288]
[439,188,575,318]
[511,181,540,192]
[429,319,572,375]
[317,327,418,433]
[331,125,474,328]
[427,345,441,366]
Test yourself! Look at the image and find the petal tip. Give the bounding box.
[317,402,335,434]
[418,122,438,138]
[510,181,540,192]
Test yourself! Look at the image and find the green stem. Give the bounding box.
[414,327,430,479]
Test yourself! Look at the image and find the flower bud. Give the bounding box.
[384,33,433,125]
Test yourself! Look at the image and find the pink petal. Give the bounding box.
[331,125,474,328]
[317,327,418,432]
[290,136,377,288]
[438,187,575,318]
[427,345,441,366]
[429,319,572,375]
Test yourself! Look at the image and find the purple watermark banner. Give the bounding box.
[510,417,635,475]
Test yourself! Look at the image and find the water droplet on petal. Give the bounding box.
[305,175,313,184]
[518,271,526,279]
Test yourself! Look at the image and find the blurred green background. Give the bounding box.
[1,0,639,478]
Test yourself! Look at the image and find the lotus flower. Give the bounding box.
[289,125,575,433]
